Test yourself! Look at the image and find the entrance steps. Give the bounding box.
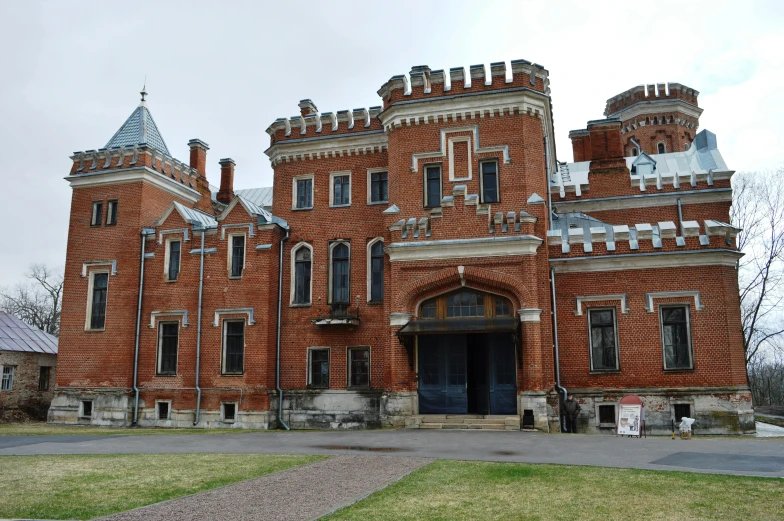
[406,415,520,431]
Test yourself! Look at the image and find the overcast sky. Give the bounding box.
[0,0,782,287]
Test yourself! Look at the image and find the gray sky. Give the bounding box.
[1,0,782,287]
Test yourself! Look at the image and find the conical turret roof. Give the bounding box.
[105,96,170,155]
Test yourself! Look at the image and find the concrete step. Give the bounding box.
[407,415,521,430]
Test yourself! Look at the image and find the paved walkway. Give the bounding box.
[98,455,432,521]
[2,429,783,478]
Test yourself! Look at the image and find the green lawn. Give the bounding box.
[326,460,784,521]
[0,453,324,520]
[0,423,271,436]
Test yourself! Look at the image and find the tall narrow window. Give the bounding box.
[223,321,245,374]
[370,171,388,203]
[481,161,499,203]
[308,348,330,388]
[157,323,178,375]
[657,142,666,154]
[90,201,103,226]
[295,178,313,209]
[230,235,245,278]
[661,306,692,369]
[424,165,442,208]
[348,347,370,388]
[293,246,312,305]
[167,240,181,281]
[106,200,118,225]
[332,174,351,206]
[38,366,51,391]
[630,147,638,157]
[588,309,619,371]
[369,240,384,302]
[89,272,108,330]
[331,243,350,304]
[1,366,14,391]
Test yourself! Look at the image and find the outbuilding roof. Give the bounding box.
[0,312,58,355]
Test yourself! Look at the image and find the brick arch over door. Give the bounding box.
[396,265,533,314]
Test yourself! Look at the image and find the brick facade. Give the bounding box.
[51,63,752,434]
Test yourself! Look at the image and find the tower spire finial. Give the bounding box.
[140,76,147,104]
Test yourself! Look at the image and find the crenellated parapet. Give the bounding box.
[377,60,550,109]
[604,82,700,117]
[69,144,201,190]
[265,104,383,144]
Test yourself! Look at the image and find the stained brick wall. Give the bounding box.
[0,351,56,410]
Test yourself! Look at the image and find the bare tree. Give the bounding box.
[0,264,63,336]
[731,167,784,364]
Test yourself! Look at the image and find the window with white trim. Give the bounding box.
[368,170,388,204]
[157,322,178,375]
[424,164,442,208]
[165,239,181,282]
[86,271,109,330]
[228,234,245,278]
[480,160,499,203]
[588,308,619,371]
[330,172,351,207]
[368,239,384,302]
[308,348,330,388]
[222,320,245,374]
[329,242,350,304]
[292,244,312,305]
[293,175,313,210]
[90,201,103,226]
[347,346,370,389]
[657,142,666,154]
[660,306,693,370]
[106,200,118,225]
[222,402,237,422]
[1,366,14,391]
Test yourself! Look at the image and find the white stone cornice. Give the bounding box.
[518,308,542,322]
[645,291,704,312]
[148,310,189,328]
[389,312,413,326]
[264,131,388,166]
[574,295,629,316]
[552,188,732,213]
[608,99,703,122]
[550,249,742,273]
[65,167,201,203]
[386,235,542,262]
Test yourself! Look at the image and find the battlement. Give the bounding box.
[69,144,201,191]
[377,59,550,108]
[604,82,699,117]
[266,104,383,144]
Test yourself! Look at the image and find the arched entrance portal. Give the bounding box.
[399,289,518,415]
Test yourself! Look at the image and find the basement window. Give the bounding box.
[157,402,170,420]
[80,400,93,419]
[598,404,616,426]
[673,403,691,421]
[222,402,237,422]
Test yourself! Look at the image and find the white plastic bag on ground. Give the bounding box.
[679,417,695,433]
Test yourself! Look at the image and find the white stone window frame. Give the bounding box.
[448,136,472,181]
[595,402,617,428]
[0,365,15,391]
[659,304,695,371]
[227,232,247,279]
[329,171,352,207]
[423,163,443,208]
[155,400,173,421]
[221,401,238,423]
[156,320,180,376]
[574,294,629,316]
[587,307,621,373]
[292,174,314,210]
[221,318,246,376]
[290,242,314,307]
[328,240,351,305]
[90,200,103,227]
[164,237,182,282]
[478,158,500,204]
[366,237,384,303]
[306,346,331,388]
[657,141,667,154]
[366,167,389,205]
[84,269,110,331]
[105,199,118,226]
[80,399,94,419]
[347,345,371,389]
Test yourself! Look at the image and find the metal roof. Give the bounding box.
[172,201,218,229]
[236,187,273,209]
[105,102,170,155]
[0,312,58,355]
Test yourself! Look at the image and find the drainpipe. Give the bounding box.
[550,268,568,433]
[193,227,206,426]
[676,197,684,236]
[132,228,155,426]
[544,134,554,230]
[276,228,291,430]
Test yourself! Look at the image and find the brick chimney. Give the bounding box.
[569,129,591,162]
[586,119,627,174]
[217,158,235,204]
[187,139,211,200]
[298,99,318,117]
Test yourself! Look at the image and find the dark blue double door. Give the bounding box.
[418,333,517,415]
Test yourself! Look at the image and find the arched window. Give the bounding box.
[669,115,674,124]
[368,239,384,302]
[292,244,312,305]
[645,116,650,126]
[630,147,638,157]
[418,289,513,319]
[330,242,350,304]
[657,142,666,154]
[653,116,658,125]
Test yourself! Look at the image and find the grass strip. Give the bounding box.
[0,423,272,436]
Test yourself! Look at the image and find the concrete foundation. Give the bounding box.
[280,389,383,429]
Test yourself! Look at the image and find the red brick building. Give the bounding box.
[51,61,753,434]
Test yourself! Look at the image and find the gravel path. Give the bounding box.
[99,455,432,521]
